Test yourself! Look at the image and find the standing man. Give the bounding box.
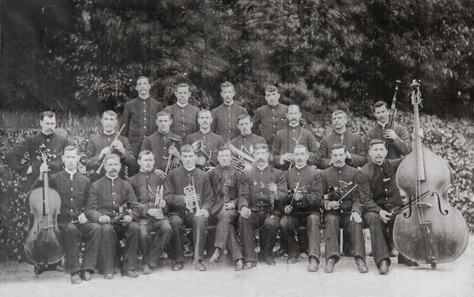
[128,150,172,274]
[321,143,368,273]
[230,114,266,162]
[140,110,182,179]
[279,145,323,272]
[318,110,367,169]
[252,85,288,149]
[121,76,163,158]
[211,81,248,141]
[368,101,411,159]
[164,145,214,271]
[84,110,136,181]
[208,147,245,271]
[34,146,101,284]
[186,109,225,170]
[86,154,141,279]
[164,83,200,142]
[238,143,287,268]
[272,105,319,170]
[357,139,404,275]
[6,111,68,187]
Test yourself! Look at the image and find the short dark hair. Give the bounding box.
[175,83,190,92]
[293,144,308,154]
[102,110,117,119]
[331,143,346,152]
[156,110,172,119]
[237,114,251,124]
[138,150,155,160]
[254,143,269,153]
[198,109,212,117]
[104,153,120,163]
[136,76,150,84]
[221,81,234,91]
[40,111,56,121]
[218,146,231,155]
[265,85,279,93]
[374,101,388,110]
[181,144,196,155]
[369,139,385,148]
[63,145,78,154]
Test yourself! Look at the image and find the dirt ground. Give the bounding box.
[1,236,473,297]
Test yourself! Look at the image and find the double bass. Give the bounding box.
[23,145,64,273]
[393,80,469,268]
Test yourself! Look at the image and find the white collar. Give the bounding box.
[177,102,188,108]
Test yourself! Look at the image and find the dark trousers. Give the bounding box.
[238,211,280,263]
[98,222,140,274]
[324,214,366,262]
[138,218,172,266]
[58,221,101,274]
[280,214,321,261]
[213,208,243,262]
[364,212,391,266]
[169,213,207,263]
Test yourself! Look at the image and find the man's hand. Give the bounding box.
[350,211,362,223]
[78,213,88,224]
[154,169,167,180]
[294,191,304,201]
[280,153,295,165]
[379,210,392,224]
[345,151,352,160]
[383,129,397,140]
[38,163,49,180]
[169,146,180,158]
[99,147,112,160]
[201,209,209,219]
[243,163,253,171]
[110,140,125,155]
[224,202,235,210]
[284,205,293,214]
[268,183,278,196]
[240,206,251,219]
[327,201,340,210]
[157,198,166,209]
[98,215,111,224]
[121,215,133,223]
[148,208,164,220]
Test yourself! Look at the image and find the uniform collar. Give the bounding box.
[177,102,188,108]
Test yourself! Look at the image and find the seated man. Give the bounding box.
[238,143,287,268]
[280,145,323,272]
[321,143,368,273]
[208,146,245,271]
[164,145,214,271]
[34,146,101,284]
[128,150,172,274]
[86,154,141,279]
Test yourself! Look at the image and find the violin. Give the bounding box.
[393,80,469,268]
[23,145,64,271]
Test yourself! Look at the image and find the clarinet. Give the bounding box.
[96,124,126,174]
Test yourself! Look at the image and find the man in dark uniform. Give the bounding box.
[34,146,101,284]
[207,147,245,271]
[252,85,288,149]
[86,154,141,279]
[128,150,172,274]
[230,114,266,164]
[211,81,248,141]
[238,143,287,268]
[279,145,323,272]
[318,110,367,169]
[84,110,136,181]
[121,76,163,157]
[140,110,182,179]
[186,109,225,170]
[164,145,214,271]
[164,83,200,142]
[6,111,68,187]
[357,139,404,275]
[321,143,368,273]
[272,105,319,170]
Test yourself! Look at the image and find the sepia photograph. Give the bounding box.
[1,1,473,296]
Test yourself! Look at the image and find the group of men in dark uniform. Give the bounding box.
[6,77,419,284]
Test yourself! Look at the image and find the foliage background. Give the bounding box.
[0,0,473,262]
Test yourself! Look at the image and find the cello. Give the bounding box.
[393,80,469,268]
[23,144,64,273]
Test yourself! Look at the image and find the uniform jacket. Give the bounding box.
[32,170,91,223]
[86,175,140,222]
[185,130,225,166]
[284,165,323,216]
[164,167,214,217]
[318,130,367,169]
[6,132,68,178]
[211,103,248,141]
[321,165,362,216]
[230,133,266,160]
[252,103,288,148]
[208,165,242,216]
[357,159,404,213]
[128,171,168,218]
[120,97,163,156]
[272,126,319,169]
[238,165,287,215]
[368,123,411,159]
[140,131,182,171]
[164,103,199,142]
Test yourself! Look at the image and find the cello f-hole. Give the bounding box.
[434,192,449,216]
[403,194,414,219]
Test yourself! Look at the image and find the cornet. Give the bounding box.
[164,136,182,174]
[227,142,255,172]
[184,177,202,216]
[191,140,216,171]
